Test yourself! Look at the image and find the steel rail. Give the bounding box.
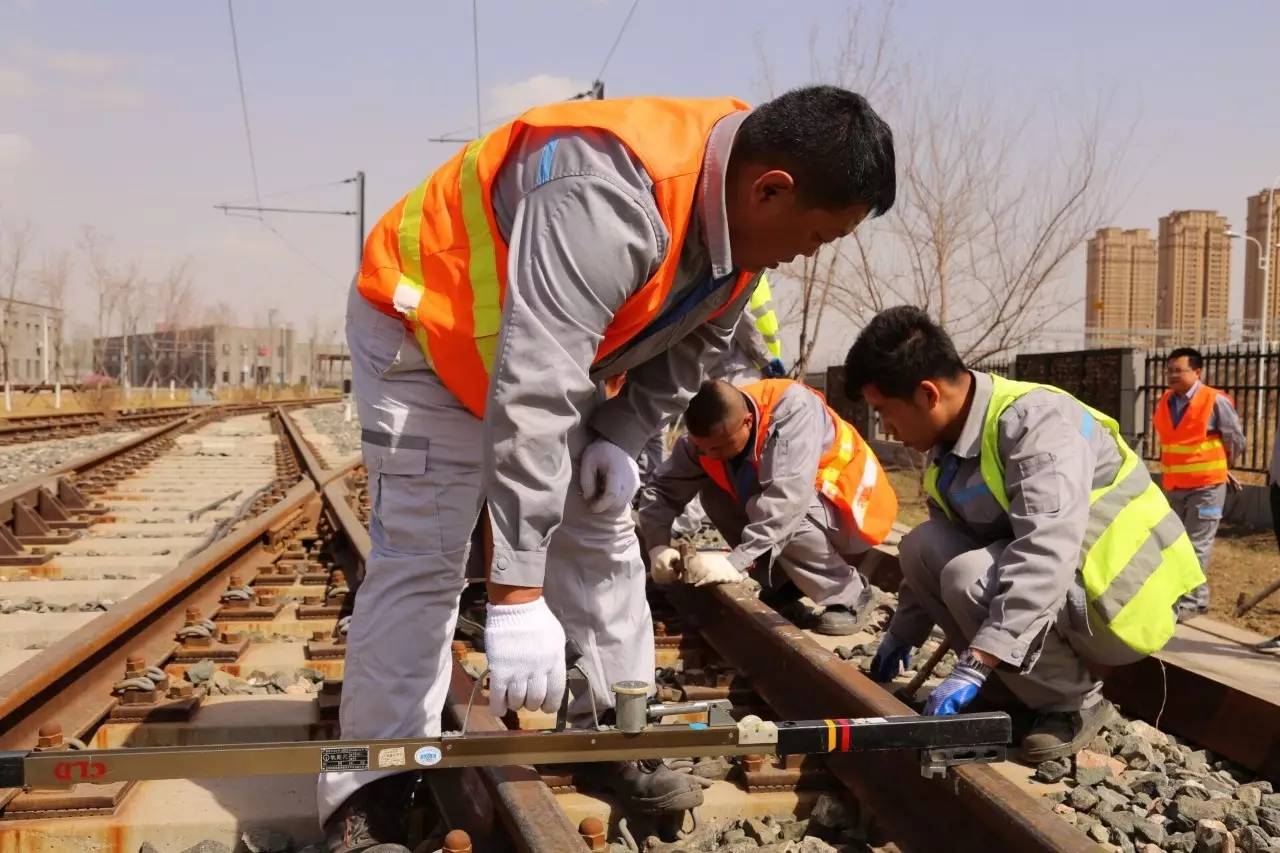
[668,583,1101,853]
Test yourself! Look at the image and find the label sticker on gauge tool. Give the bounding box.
[321,746,370,771]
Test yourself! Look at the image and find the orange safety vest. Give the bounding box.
[358,97,757,419]
[696,379,898,546]
[1153,385,1231,490]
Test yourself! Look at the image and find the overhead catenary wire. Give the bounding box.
[429,0,640,144]
[226,0,263,214]
[594,0,640,82]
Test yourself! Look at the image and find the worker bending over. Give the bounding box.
[328,88,896,852]
[847,307,1202,762]
[1154,347,1244,620]
[636,273,784,484]
[638,378,897,636]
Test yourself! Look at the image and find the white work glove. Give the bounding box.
[684,551,744,587]
[484,598,567,717]
[649,545,682,584]
[579,438,640,514]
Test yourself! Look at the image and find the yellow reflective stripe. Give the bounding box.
[755,308,780,338]
[1106,532,1201,655]
[748,274,772,310]
[1160,439,1225,455]
[1164,459,1228,474]
[819,424,856,482]
[460,138,502,371]
[398,180,429,287]
[823,719,836,752]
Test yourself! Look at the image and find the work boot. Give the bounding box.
[813,604,858,636]
[324,774,414,853]
[1020,699,1115,764]
[815,582,886,636]
[577,759,705,814]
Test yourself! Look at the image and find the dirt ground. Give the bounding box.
[884,467,1280,637]
[1205,524,1280,637]
[886,467,929,528]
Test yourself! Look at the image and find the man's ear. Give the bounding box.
[917,380,943,410]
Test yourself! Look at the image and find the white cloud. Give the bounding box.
[488,74,589,120]
[0,133,34,168]
[65,83,146,111]
[0,67,37,98]
[14,44,121,77]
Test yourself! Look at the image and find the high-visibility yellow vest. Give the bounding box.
[923,375,1204,655]
[747,274,782,361]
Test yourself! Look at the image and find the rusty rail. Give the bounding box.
[668,583,1100,853]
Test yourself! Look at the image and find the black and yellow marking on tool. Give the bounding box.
[0,712,1010,788]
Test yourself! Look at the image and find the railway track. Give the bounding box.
[0,417,1276,852]
[0,407,215,447]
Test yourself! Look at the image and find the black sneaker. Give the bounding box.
[324,774,414,853]
[1020,699,1115,764]
[1256,635,1280,655]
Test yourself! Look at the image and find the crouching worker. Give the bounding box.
[846,306,1204,762]
[637,378,898,635]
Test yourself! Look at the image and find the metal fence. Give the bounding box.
[1139,344,1280,474]
[972,358,1016,378]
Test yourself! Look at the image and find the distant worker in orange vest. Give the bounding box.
[326,89,896,851]
[1153,347,1244,621]
[638,379,898,636]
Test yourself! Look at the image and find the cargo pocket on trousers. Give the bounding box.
[364,440,441,555]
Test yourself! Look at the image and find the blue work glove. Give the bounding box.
[923,656,989,716]
[868,632,913,682]
[763,358,787,378]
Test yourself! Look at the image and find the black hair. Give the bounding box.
[686,380,748,437]
[844,306,966,400]
[734,85,896,215]
[1167,347,1204,370]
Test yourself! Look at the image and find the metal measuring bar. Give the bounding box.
[1,707,1010,789]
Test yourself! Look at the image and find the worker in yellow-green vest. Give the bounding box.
[845,307,1203,763]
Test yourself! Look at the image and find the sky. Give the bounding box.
[2,0,1279,364]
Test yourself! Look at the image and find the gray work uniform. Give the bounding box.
[1159,383,1244,610]
[321,111,758,822]
[637,383,867,607]
[636,288,776,522]
[890,371,1148,713]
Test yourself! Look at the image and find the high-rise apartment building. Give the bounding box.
[1243,188,1280,341]
[1085,227,1158,347]
[1157,210,1231,347]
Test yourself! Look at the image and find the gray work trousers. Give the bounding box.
[699,486,866,607]
[1166,484,1225,610]
[318,289,654,824]
[898,519,1143,712]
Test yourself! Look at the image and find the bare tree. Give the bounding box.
[208,300,237,327]
[0,219,35,390]
[857,86,1121,364]
[145,258,199,386]
[755,4,900,376]
[35,249,72,382]
[78,226,138,379]
[762,9,1125,372]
